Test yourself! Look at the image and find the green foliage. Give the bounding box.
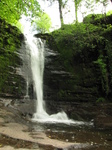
[94,56,109,95]
[0,19,22,52]
[83,12,112,26]
[107,10,112,16]
[0,0,40,24]
[83,14,103,23]
[14,21,23,32]
[94,57,106,75]
[74,0,82,22]
[50,22,104,70]
[34,12,52,33]
[96,97,105,103]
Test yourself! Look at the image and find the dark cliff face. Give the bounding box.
[43,46,98,104]
[0,19,26,98]
[42,14,112,103]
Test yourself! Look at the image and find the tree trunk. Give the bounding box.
[74,0,78,23]
[58,0,64,26]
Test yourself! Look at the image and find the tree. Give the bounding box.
[73,0,82,23]
[46,0,68,27]
[34,12,52,33]
[0,0,40,24]
[58,0,64,26]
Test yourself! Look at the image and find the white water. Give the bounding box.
[21,16,92,125]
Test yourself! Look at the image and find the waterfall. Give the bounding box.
[25,33,76,124]
[20,16,91,125]
[26,35,44,112]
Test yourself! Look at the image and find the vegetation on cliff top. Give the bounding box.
[46,13,112,101]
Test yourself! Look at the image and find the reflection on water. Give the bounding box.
[31,122,112,150]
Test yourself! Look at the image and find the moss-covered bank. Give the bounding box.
[0,19,25,98]
[44,14,112,103]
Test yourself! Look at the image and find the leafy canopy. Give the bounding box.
[34,12,52,33]
[0,0,40,24]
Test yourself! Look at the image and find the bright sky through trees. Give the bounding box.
[38,0,112,30]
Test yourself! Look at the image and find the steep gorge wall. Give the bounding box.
[43,45,98,104]
[0,19,26,98]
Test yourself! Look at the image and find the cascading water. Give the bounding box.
[26,34,47,114]
[25,34,75,124]
[20,16,92,125]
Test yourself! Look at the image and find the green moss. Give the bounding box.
[0,18,24,95]
[96,97,105,103]
[83,13,112,25]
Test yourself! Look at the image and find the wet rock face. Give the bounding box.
[1,43,27,98]
[43,46,98,104]
[42,46,98,120]
[0,19,26,98]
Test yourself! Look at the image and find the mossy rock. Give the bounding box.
[0,19,25,98]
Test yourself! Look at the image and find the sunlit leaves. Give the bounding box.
[34,12,52,33]
[0,0,40,24]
